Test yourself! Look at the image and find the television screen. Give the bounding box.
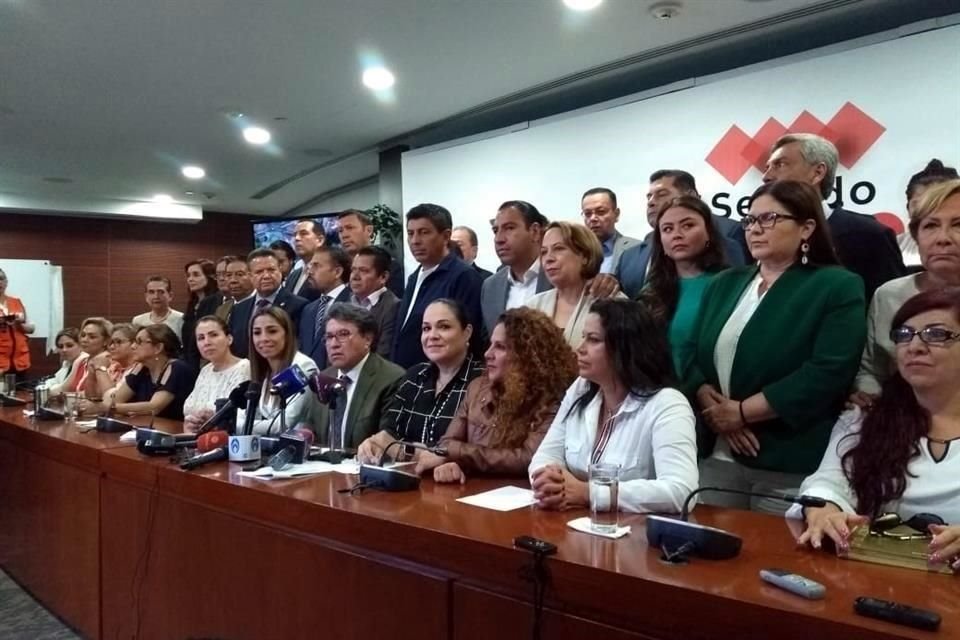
[251,214,342,249]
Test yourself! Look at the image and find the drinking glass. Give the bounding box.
[63,392,81,422]
[589,462,620,534]
[3,373,15,394]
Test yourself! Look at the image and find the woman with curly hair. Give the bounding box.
[530,299,698,513]
[415,307,577,484]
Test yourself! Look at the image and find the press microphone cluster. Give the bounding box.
[646,486,827,561]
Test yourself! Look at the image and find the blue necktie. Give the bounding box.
[313,295,331,340]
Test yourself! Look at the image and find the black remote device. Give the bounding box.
[854,597,941,631]
[514,536,558,556]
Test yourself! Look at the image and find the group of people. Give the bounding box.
[4,132,958,571]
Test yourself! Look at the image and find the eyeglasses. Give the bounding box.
[323,329,355,344]
[869,512,946,540]
[891,325,960,346]
[740,211,798,230]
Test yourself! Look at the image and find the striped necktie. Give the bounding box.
[313,295,332,339]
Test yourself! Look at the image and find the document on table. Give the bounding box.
[457,486,536,511]
[238,460,410,480]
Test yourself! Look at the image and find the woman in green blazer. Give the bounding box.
[684,181,866,514]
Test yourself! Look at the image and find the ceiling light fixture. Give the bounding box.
[563,0,603,10]
[181,165,206,179]
[362,66,395,90]
[649,1,682,19]
[152,194,173,204]
[242,126,272,145]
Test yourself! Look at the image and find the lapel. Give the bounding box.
[345,353,378,434]
[284,268,301,293]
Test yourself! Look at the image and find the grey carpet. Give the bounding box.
[0,569,81,640]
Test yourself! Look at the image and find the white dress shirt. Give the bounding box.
[402,265,438,326]
[529,378,699,513]
[353,286,387,309]
[336,352,370,444]
[786,408,960,523]
[505,260,542,310]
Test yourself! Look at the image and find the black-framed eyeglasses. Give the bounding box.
[324,329,355,344]
[869,512,946,540]
[740,211,798,230]
[891,325,960,346]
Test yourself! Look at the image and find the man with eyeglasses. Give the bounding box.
[307,304,404,450]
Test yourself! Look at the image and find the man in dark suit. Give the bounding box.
[216,256,254,323]
[337,209,405,299]
[307,304,404,449]
[481,200,552,334]
[349,246,399,358]
[452,225,493,281]
[283,219,324,301]
[229,249,308,358]
[392,203,485,369]
[194,255,231,319]
[297,246,354,370]
[616,170,747,299]
[580,187,641,274]
[763,133,905,300]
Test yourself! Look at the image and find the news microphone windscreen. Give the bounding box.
[197,430,229,453]
[306,372,345,403]
[227,380,252,405]
[293,425,315,448]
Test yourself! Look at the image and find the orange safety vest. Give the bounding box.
[0,296,31,373]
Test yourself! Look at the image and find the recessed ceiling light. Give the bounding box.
[649,1,682,19]
[152,194,173,204]
[242,126,271,145]
[563,0,603,10]
[362,66,395,90]
[181,165,206,179]
[184,191,195,196]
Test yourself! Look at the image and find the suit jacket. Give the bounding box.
[615,225,747,300]
[480,264,552,334]
[228,289,308,359]
[387,257,405,299]
[827,207,905,302]
[369,290,400,358]
[608,231,641,273]
[712,215,752,265]
[297,286,353,369]
[182,292,225,370]
[308,353,405,449]
[472,262,494,281]
[683,265,866,474]
[391,253,485,369]
[283,266,322,302]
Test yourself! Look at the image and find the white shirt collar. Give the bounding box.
[507,259,541,286]
[325,283,347,301]
[354,286,386,308]
[338,351,371,384]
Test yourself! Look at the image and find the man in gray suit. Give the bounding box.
[615,170,748,299]
[350,246,399,358]
[480,200,552,334]
[309,304,404,450]
[581,187,641,275]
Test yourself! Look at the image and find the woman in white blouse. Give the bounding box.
[183,316,250,432]
[853,179,960,403]
[235,306,318,435]
[529,299,698,514]
[797,289,960,573]
[525,221,625,349]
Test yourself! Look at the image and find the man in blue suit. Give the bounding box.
[616,170,747,299]
[298,246,354,369]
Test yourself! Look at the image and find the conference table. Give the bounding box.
[0,402,957,640]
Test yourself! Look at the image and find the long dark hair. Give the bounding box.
[185,259,218,308]
[842,289,960,516]
[749,181,840,267]
[569,299,676,417]
[640,195,728,321]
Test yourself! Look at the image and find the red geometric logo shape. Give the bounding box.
[705,125,754,185]
[741,118,788,172]
[826,101,886,168]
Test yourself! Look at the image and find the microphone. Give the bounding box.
[377,440,447,466]
[180,446,228,470]
[241,384,260,436]
[645,487,827,562]
[269,364,310,400]
[306,371,346,405]
[196,430,229,453]
[357,440,448,492]
[196,381,251,435]
[268,426,315,470]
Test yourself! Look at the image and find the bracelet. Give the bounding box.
[738,401,748,426]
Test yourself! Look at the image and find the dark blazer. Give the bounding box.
[391,253,485,369]
[228,289,308,359]
[472,263,494,282]
[369,290,400,358]
[828,207,905,301]
[283,266,322,302]
[297,286,353,369]
[181,292,224,371]
[712,215,752,265]
[387,258,405,299]
[480,264,552,335]
[683,265,866,474]
[308,352,405,449]
[616,227,747,300]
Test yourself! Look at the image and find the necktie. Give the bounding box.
[313,295,332,340]
[329,375,352,449]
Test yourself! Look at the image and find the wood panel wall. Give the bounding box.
[0,210,254,376]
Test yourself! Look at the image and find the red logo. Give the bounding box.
[705,102,886,184]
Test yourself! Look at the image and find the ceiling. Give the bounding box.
[0,0,948,219]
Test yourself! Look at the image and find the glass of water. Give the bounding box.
[63,392,81,422]
[589,462,620,534]
[3,373,15,394]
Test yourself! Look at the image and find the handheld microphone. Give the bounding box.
[645,487,827,562]
[241,385,259,436]
[269,364,310,400]
[196,430,229,453]
[268,426,315,470]
[196,381,251,435]
[180,446,228,470]
[306,372,346,404]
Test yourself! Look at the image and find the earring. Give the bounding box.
[801,241,810,265]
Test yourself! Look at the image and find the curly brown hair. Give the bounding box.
[489,307,578,448]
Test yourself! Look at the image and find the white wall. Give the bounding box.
[402,24,960,273]
[301,180,380,215]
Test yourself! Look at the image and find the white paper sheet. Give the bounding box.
[566,516,631,539]
[457,486,537,511]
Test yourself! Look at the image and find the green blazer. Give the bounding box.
[683,265,866,474]
[309,352,405,449]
